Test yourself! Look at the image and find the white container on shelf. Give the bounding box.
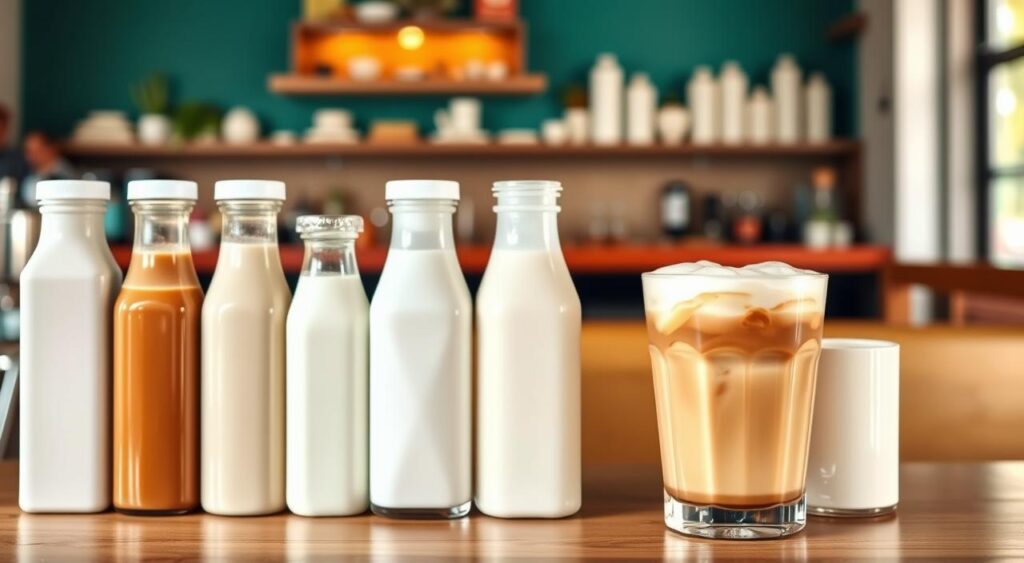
[286,215,369,517]
[657,105,690,146]
[137,114,172,146]
[719,61,748,145]
[589,54,624,145]
[20,180,122,513]
[805,72,833,143]
[626,73,657,146]
[476,180,582,518]
[771,54,802,143]
[564,108,589,145]
[370,180,472,519]
[687,66,718,145]
[222,107,260,145]
[747,86,774,145]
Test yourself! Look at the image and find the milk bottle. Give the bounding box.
[20,180,122,513]
[369,179,472,519]
[201,180,290,516]
[287,215,369,517]
[475,180,582,518]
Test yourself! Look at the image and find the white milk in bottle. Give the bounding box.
[287,215,369,517]
[20,180,122,513]
[476,180,582,518]
[201,180,291,516]
[370,179,472,518]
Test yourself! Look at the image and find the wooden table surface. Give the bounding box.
[5,461,1024,560]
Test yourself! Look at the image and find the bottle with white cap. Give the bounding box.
[475,180,582,518]
[20,179,122,513]
[286,215,369,517]
[201,179,291,516]
[113,180,201,515]
[370,179,472,519]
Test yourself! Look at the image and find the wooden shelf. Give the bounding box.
[64,139,860,159]
[268,74,547,95]
[297,18,523,33]
[111,243,891,276]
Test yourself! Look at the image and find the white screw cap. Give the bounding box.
[385,179,459,201]
[36,180,110,201]
[214,179,286,201]
[127,179,198,201]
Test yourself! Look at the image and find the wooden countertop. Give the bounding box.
[7,462,1024,559]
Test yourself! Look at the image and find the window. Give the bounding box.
[981,0,1024,267]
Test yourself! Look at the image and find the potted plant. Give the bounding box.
[562,84,588,145]
[173,102,222,145]
[132,74,172,146]
[657,93,690,146]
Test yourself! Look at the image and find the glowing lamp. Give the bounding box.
[397,25,425,51]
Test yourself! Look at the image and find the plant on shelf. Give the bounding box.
[132,73,173,146]
[173,102,222,144]
[657,91,690,146]
[395,0,459,18]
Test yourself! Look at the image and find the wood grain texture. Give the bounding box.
[6,462,1024,559]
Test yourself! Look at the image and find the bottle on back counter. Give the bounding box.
[476,180,582,518]
[20,180,122,513]
[660,180,692,240]
[201,180,290,516]
[286,215,369,517]
[114,180,202,514]
[370,180,472,519]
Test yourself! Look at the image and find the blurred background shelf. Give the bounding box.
[268,74,548,95]
[110,243,891,275]
[63,140,861,159]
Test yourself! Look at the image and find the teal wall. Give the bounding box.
[22,0,855,137]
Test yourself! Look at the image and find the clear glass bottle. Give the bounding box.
[201,180,290,516]
[475,180,582,518]
[369,180,472,519]
[287,215,369,517]
[114,180,201,514]
[20,180,122,513]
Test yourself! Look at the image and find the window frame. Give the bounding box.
[976,0,1024,260]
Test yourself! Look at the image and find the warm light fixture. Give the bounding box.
[397,25,425,51]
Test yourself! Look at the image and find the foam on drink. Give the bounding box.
[643,261,827,508]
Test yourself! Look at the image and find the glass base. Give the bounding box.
[370,500,471,520]
[808,503,897,518]
[664,491,806,540]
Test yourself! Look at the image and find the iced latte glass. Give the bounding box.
[641,261,828,539]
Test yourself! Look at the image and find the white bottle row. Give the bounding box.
[18,178,581,520]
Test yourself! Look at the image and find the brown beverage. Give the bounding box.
[642,261,827,539]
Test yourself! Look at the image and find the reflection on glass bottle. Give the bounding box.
[660,181,691,240]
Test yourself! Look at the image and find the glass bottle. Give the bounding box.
[369,180,471,519]
[475,180,582,518]
[286,215,369,517]
[20,180,122,513]
[114,180,201,514]
[201,180,290,516]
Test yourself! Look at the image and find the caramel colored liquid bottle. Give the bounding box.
[113,180,202,514]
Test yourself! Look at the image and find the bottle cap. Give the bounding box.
[36,180,110,201]
[127,179,198,201]
[385,179,459,201]
[214,179,286,201]
[296,214,364,235]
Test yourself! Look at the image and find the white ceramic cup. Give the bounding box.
[448,98,482,136]
[807,338,900,517]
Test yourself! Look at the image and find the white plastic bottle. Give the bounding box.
[688,66,719,144]
[747,86,774,145]
[201,180,290,516]
[370,180,472,518]
[772,54,802,143]
[286,215,369,517]
[476,180,582,518]
[805,72,833,143]
[20,180,122,513]
[719,61,748,145]
[626,73,657,146]
[589,53,624,145]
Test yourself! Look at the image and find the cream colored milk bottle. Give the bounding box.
[369,180,472,519]
[475,180,582,518]
[286,215,369,517]
[201,180,291,516]
[20,180,122,513]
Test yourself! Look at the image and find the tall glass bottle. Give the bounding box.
[286,215,369,517]
[114,180,201,514]
[475,180,582,518]
[201,180,290,516]
[369,180,472,519]
[20,180,122,513]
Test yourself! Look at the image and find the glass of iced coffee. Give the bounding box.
[641,261,828,539]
